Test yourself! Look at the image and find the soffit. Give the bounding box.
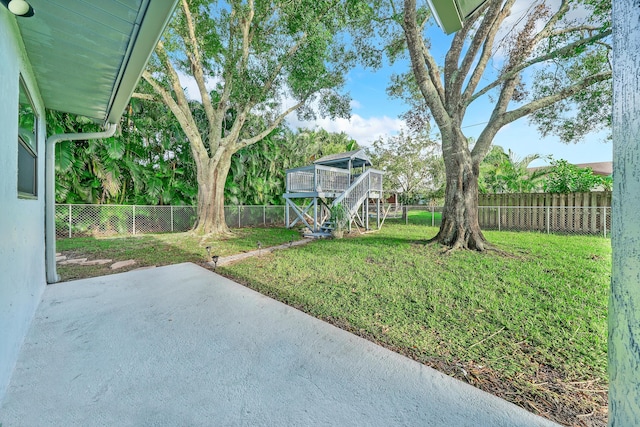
[14,0,177,124]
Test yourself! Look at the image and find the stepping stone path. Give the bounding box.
[207,237,313,268]
[110,260,136,270]
[56,253,136,270]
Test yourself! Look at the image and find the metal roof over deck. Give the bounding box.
[314,149,372,169]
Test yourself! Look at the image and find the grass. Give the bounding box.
[56,221,611,426]
[220,224,610,426]
[56,227,300,281]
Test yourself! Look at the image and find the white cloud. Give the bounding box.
[286,113,405,147]
[350,99,362,110]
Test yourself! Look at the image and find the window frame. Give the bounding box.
[17,75,39,199]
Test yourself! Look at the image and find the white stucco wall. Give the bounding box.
[0,8,47,402]
[610,1,640,424]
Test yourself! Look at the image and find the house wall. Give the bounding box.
[0,9,47,402]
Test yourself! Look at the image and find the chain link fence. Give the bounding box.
[56,204,286,239]
[56,203,611,238]
[395,205,611,237]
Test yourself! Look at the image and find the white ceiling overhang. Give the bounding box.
[426,0,488,34]
[13,0,178,124]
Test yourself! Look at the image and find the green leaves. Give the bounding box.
[479,146,548,194]
[369,129,444,204]
[542,159,609,193]
[104,138,125,159]
[55,140,74,173]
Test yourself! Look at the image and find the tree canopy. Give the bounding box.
[376,0,612,250]
[137,0,366,234]
[369,129,444,203]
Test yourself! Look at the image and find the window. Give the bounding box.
[18,76,38,198]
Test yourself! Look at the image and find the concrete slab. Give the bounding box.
[1,263,558,427]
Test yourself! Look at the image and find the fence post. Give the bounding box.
[263,205,266,226]
[603,206,607,238]
[431,206,435,227]
[170,205,174,233]
[405,206,408,225]
[68,204,72,238]
[498,206,501,232]
[238,205,241,228]
[133,205,136,235]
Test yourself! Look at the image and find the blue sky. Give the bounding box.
[286,7,612,168]
[287,64,612,168]
[178,2,612,167]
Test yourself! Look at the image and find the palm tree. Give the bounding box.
[479,146,550,194]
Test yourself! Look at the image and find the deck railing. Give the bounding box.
[333,169,385,217]
[286,164,351,193]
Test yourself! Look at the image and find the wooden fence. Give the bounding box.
[478,192,611,235]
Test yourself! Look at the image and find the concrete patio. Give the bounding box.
[1,263,558,426]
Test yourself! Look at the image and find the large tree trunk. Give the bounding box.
[430,138,488,251]
[192,151,233,235]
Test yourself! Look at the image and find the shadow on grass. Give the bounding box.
[55,234,209,282]
[55,227,301,282]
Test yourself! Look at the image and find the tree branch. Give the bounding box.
[471,70,612,163]
[468,28,612,105]
[236,99,306,149]
[461,0,515,106]
[447,0,508,110]
[180,0,220,152]
[403,0,448,129]
[131,93,157,101]
[144,44,208,163]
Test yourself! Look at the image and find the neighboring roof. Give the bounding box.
[14,0,178,124]
[574,162,612,176]
[314,149,372,169]
[528,161,612,177]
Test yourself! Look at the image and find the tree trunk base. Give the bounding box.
[428,218,489,252]
[191,222,233,238]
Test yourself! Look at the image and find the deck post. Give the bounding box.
[365,196,369,230]
[285,201,289,228]
[313,198,318,233]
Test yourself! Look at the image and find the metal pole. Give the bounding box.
[132,205,136,235]
[498,206,501,232]
[238,205,241,228]
[546,206,550,234]
[603,206,607,238]
[68,204,72,238]
[431,206,435,227]
[170,205,174,233]
[263,205,266,226]
[313,198,318,233]
[285,203,289,228]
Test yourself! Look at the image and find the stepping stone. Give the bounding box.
[110,260,136,270]
[79,259,113,266]
[56,255,67,262]
[58,258,88,265]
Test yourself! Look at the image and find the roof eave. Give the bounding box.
[105,0,178,124]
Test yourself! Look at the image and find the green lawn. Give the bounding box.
[56,227,300,281]
[56,223,610,425]
[221,224,610,426]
